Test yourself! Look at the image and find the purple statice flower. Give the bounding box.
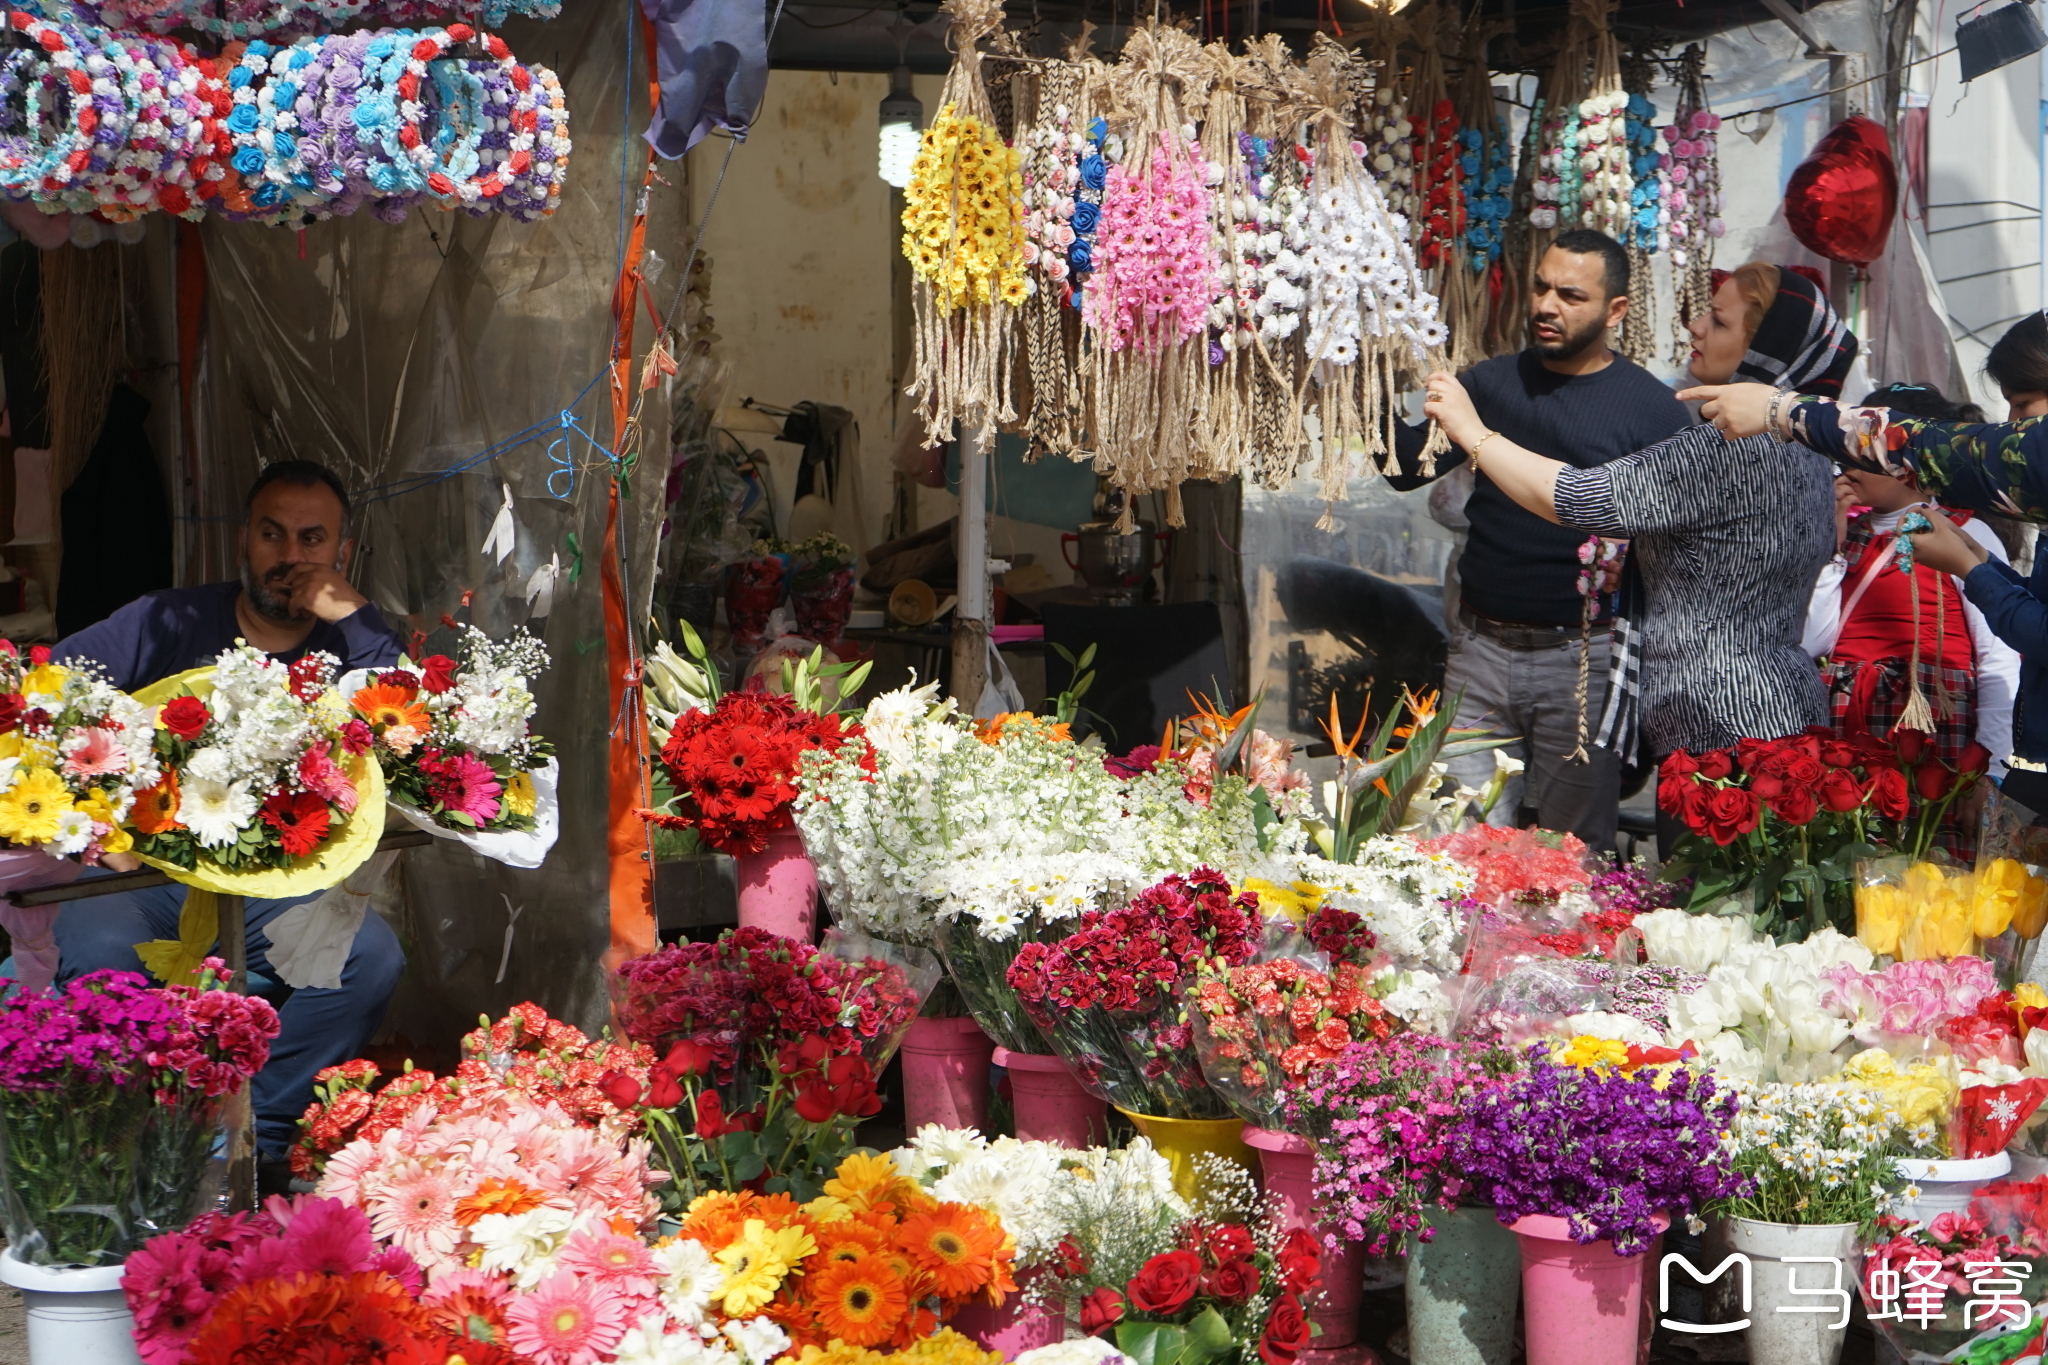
[1283,1033,1505,1256]
[1446,1047,1750,1256]
[0,970,181,1093]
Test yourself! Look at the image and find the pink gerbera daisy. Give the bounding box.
[505,1269,629,1365]
[557,1225,659,1299]
[61,726,128,778]
[422,750,503,823]
[298,744,359,814]
[364,1163,461,1267]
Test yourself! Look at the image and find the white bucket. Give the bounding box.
[1894,1152,2012,1226]
[1725,1219,1859,1365]
[0,1248,142,1365]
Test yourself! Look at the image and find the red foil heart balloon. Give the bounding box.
[1784,115,1899,266]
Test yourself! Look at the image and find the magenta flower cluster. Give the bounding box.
[0,970,181,1092]
[1284,1034,1500,1257]
[149,966,282,1099]
[1587,861,1685,917]
[1081,133,1218,354]
[1447,1050,1750,1256]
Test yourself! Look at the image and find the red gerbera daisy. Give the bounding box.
[262,790,333,857]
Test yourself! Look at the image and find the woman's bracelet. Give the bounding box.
[1767,388,1796,442]
[1469,429,1499,465]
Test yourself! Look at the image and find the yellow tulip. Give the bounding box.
[1975,858,2027,938]
[2018,869,2048,939]
[1858,882,1906,957]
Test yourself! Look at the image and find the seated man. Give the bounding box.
[52,460,406,1192]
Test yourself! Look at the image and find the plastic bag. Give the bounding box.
[1447,904,1614,1045]
[1976,788,2048,987]
[932,915,1055,1055]
[818,926,941,1073]
[1862,1177,2048,1362]
[1859,854,1981,962]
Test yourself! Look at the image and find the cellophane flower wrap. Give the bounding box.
[1007,867,1260,1118]
[347,626,554,833]
[0,641,158,861]
[1713,1080,1909,1229]
[1027,1141,1322,1365]
[1186,909,1406,1128]
[609,927,935,1203]
[0,965,277,1267]
[797,685,1271,1053]
[289,1002,656,1182]
[1859,1178,2048,1361]
[1446,1047,1749,1256]
[129,644,362,871]
[654,688,865,856]
[1282,1033,1505,1256]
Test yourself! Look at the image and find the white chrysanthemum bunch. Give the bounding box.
[1300,160,1447,368]
[192,646,328,787]
[892,1126,1078,1268]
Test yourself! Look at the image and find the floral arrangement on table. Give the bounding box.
[0,964,277,1267]
[1446,1046,1748,1255]
[648,688,866,857]
[1281,1033,1506,1256]
[346,627,554,835]
[0,642,158,861]
[126,645,369,872]
[290,1002,657,1181]
[1657,727,1992,943]
[610,928,934,1203]
[1711,1080,1909,1230]
[1031,1150,1322,1365]
[796,683,1275,1054]
[1007,867,1261,1119]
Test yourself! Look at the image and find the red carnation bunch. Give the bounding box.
[647,689,865,855]
[1008,868,1261,1118]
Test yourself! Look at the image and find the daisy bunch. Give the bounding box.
[0,640,157,861]
[1712,1079,1908,1229]
[347,626,553,833]
[127,643,360,872]
[289,1001,658,1182]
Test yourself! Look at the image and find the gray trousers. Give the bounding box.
[1440,622,1621,851]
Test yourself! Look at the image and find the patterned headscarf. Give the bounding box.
[1732,266,1858,397]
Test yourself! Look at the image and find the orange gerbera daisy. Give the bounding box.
[815,1218,892,1265]
[454,1179,547,1227]
[353,682,430,734]
[898,1207,1001,1298]
[823,1153,903,1211]
[680,1190,756,1248]
[132,771,183,834]
[810,1257,909,1346]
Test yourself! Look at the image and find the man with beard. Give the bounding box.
[49,460,404,1195]
[1382,230,1690,847]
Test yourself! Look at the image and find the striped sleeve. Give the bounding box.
[1552,467,1627,535]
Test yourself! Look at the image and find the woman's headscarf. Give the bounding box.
[1731,266,1858,397]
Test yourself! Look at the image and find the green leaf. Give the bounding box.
[730,1151,766,1183]
[1115,1321,1185,1365]
[1180,1307,1234,1365]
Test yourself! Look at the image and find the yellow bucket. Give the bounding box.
[1115,1108,1251,1199]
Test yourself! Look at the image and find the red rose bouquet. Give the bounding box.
[643,688,865,856]
[1007,868,1261,1119]
[1050,1209,1323,1365]
[609,926,937,1202]
[1657,726,1989,943]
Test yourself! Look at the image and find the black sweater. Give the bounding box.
[1387,350,1693,627]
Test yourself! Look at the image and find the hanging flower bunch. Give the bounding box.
[93,0,562,39]
[1457,122,1512,270]
[1527,98,1564,232]
[1083,125,1216,355]
[1664,43,1723,360]
[290,1002,657,1180]
[347,627,552,834]
[1413,97,1462,270]
[0,641,157,862]
[1573,90,1630,239]
[128,645,370,872]
[1222,130,1309,349]
[1018,83,1081,296]
[1359,85,1414,221]
[1623,92,1666,251]
[901,0,1025,439]
[1069,116,1112,297]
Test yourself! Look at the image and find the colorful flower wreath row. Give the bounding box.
[0,14,569,225]
[24,0,558,41]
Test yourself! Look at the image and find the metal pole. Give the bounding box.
[950,421,991,711]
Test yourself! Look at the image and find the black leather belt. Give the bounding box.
[1458,604,1605,650]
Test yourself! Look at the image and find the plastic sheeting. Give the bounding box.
[170,0,683,1044]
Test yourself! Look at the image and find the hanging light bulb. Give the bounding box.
[878,65,922,188]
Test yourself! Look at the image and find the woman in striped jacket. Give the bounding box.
[1422,263,1853,853]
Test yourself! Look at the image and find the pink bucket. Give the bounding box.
[1244,1126,1361,1350]
[993,1047,1105,1148]
[949,1290,1067,1358]
[1509,1212,1666,1365]
[902,1017,994,1135]
[735,827,816,943]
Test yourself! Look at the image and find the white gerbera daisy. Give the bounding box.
[179,775,259,849]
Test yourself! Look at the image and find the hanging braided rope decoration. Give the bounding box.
[902,0,1027,441]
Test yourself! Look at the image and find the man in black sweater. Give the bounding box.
[1388,229,1691,847]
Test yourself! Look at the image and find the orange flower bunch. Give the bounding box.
[679,1152,1016,1354]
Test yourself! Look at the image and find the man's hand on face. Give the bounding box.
[281,563,368,622]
